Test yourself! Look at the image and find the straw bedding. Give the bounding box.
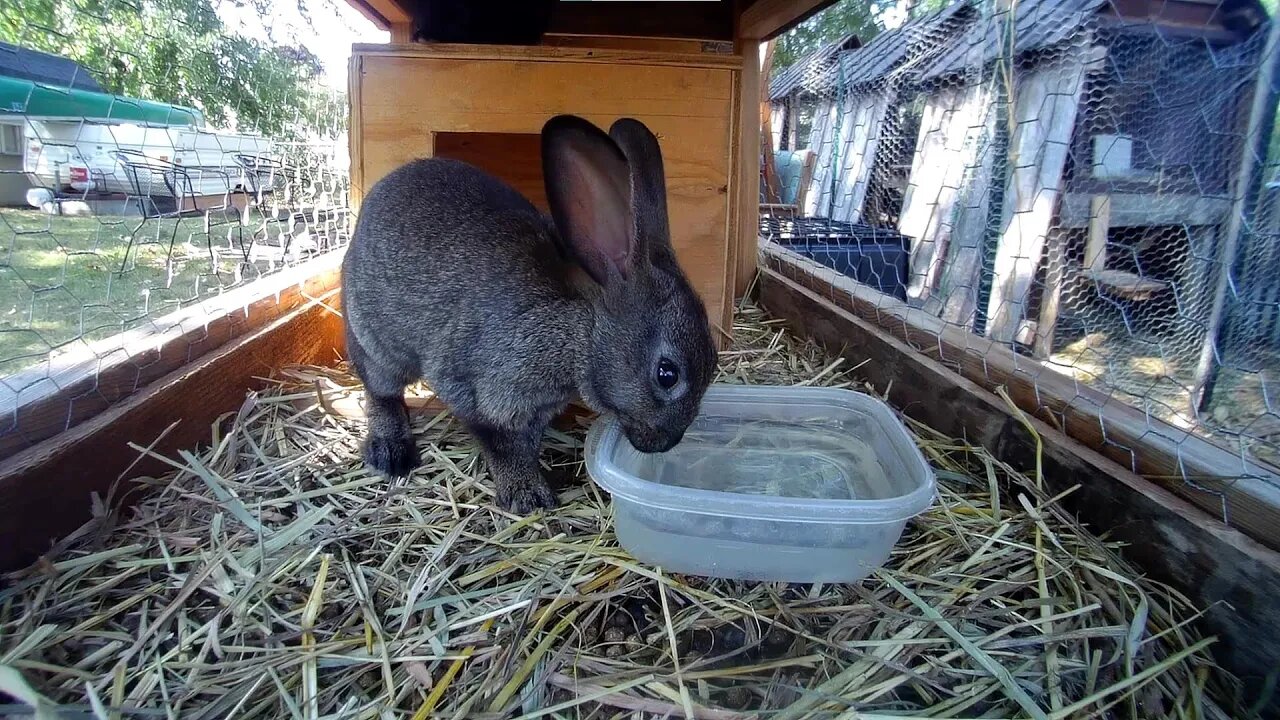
[0,301,1247,719]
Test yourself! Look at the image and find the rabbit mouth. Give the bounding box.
[623,422,684,454]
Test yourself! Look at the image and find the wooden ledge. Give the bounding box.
[0,286,346,572]
[350,42,743,68]
[0,251,346,461]
[1085,268,1170,301]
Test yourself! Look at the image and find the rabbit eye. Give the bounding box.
[656,358,680,390]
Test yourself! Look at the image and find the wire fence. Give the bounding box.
[762,0,1280,527]
[0,3,357,459]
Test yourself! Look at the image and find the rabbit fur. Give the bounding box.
[341,115,719,514]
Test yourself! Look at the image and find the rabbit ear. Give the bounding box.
[541,114,636,286]
[608,118,671,257]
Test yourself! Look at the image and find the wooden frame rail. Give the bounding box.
[0,251,347,461]
[755,261,1280,713]
[760,240,1280,554]
[0,252,347,571]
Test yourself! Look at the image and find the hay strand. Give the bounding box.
[0,301,1246,719]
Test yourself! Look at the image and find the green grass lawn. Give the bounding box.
[0,207,295,379]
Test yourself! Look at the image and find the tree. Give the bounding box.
[0,0,336,139]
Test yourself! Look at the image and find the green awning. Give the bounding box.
[0,75,204,127]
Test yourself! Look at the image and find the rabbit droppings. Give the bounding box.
[341,115,719,514]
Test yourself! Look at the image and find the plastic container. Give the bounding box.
[584,384,936,583]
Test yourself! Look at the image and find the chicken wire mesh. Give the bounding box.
[762,0,1279,524]
[0,0,359,458]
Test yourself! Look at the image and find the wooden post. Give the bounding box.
[734,40,763,296]
[1084,194,1110,273]
[389,22,413,43]
[1033,228,1066,358]
[760,39,781,205]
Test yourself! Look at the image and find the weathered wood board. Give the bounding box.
[804,90,890,222]
[983,50,1092,343]
[898,81,996,323]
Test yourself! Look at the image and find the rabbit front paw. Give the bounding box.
[497,477,559,514]
[364,434,421,477]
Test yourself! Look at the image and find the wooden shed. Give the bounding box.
[2,0,1280,716]
[775,2,972,223]
[889,0,1271,344]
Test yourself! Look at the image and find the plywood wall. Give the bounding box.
[349,44,742,343]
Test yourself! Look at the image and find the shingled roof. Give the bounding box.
[768,32,860,101]
[836,0,974,90]
[915,0,1107,82]
[768,1,977,101]
[770,0,1116,99]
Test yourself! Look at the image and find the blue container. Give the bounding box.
[791,239,909,301]
[762,217,910,301]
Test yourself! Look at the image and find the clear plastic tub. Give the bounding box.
[584,384,936,583]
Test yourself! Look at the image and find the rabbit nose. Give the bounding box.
[625,424,683,454]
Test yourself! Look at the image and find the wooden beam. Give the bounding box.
[0,289,346,572]
[362,0,410,23]
[347,42,743,69]
[759,40,780,206]
[1086,268,1169,301]
[347,0,410,29]
[1084,194,1110,273]
[1058,192,1230,229]
[343,0,738,40]
[344,0,393,30]
[547,0,736,41]
[761,242,1280,552]
[0,252,345,461]
[755,265,1280,714]
[734,39,762,297]
[389,22,413,43]
[1033,229,1066,358]
[738,0,840,40]
[542,34,724,54]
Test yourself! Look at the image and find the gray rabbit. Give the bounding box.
[340,114,719,514]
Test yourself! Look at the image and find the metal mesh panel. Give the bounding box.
[0,0,364,456]
[763,0,1279,521]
